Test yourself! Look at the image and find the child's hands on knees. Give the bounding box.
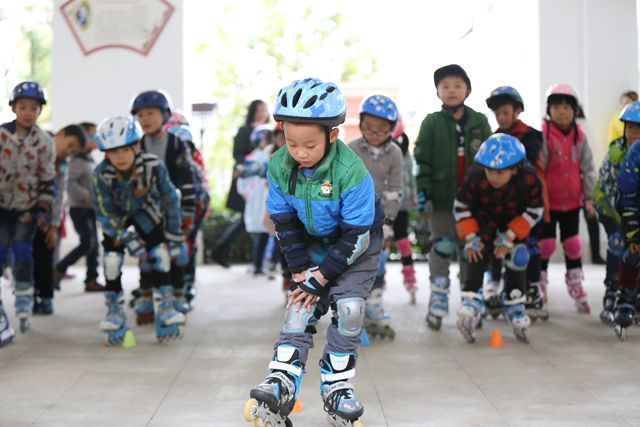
[464,234,484,263]
[288,268,328,312]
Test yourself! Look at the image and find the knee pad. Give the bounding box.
[608,232,625,258]
[539,238,557,260]
[434,236,456,259]
[505,244,530,272]
[562,235,582,260]
[282,303,316,333]
[148,243,171,273]
[396,237,412,258]
[335,297,365,338]
[12,242,32,263]
[103,252,123,281]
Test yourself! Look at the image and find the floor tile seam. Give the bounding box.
[145,310,210,426]
[359,349,390,427]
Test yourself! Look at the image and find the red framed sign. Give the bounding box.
[60,0,175,56]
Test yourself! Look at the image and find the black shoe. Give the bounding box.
[211,250,231,268]
[592,255,606,265]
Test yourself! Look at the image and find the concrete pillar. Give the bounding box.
[51,0,184,129]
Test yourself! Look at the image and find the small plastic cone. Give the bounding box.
[360,329,370,347]
[292,400,303,413]
[122,329,136,349]
[489,329,504,348]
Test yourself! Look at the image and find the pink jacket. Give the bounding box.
[541,120,595,212]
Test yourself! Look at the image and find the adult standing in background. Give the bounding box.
[211,100,269,267]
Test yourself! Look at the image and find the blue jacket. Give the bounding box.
[617,141,640,241]
[266,139,383,280]
[92,152,183,243]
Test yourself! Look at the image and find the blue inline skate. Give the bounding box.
[154,285,185,342]
[614,288,636,341]
[0,299,15,347]
[99,291,127,346]
[245,345,302,427]
[456,291,484,344]
[426,276,450,331]
[14,282,33,333]
[502,289,531,343]
[600,282,617,326]
[320,352,365,427]
[173,288,191,314]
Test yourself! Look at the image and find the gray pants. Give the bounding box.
[275,230,383,364]
[429,208,467,285]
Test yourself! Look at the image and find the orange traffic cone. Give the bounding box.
[292,400,303,413]
[489,329,504,348]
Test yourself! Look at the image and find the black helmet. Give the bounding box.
[434,64,471,90]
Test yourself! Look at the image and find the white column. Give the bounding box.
[51,0,184,130]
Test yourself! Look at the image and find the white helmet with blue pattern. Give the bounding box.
[96,116,143,152]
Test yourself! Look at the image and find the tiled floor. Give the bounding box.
[0,262,639,426]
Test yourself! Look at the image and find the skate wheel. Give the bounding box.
[285,418,292,427]
[254,418,268,427]
[353,421,364,427]
[616,326,628,342]
[243,399,258,422]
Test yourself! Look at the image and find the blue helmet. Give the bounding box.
[359,94,399,124]
[486,86,524,111]
[96,116,143,152]
[619,101,640,124]
[9,81,47,106]
[474,133,526,169]
[130,90,173,115]
[273,78,346,127]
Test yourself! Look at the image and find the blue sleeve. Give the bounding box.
[617,143,640,211]
[319,175,376,280]
[156,162,183,242]
[617,143,640,240]
[92,173,122,238]
[266,175,310,273]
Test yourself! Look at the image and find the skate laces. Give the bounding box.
[322,381,354,415]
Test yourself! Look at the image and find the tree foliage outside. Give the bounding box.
[191,0,378,209]
[0,1,52,125]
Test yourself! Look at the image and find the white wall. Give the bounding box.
[51,0,184,130]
